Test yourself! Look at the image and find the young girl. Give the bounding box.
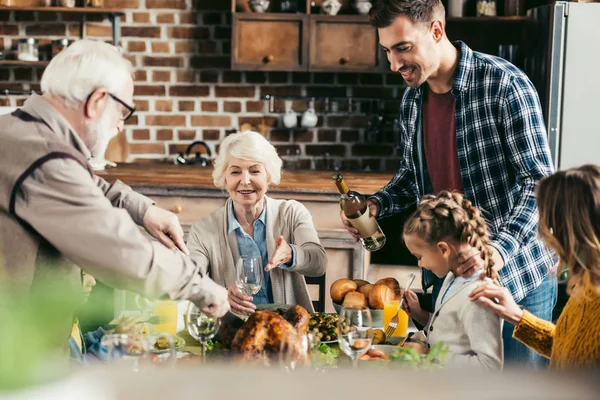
[470,164,600,369]
[401,191,503,369]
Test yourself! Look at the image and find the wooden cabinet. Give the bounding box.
[309,15,381,72]
[232,14,309,71]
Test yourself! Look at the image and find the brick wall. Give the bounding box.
[0,0,406,172]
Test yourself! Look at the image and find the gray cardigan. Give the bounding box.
[186,196,327,311]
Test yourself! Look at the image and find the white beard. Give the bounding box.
[89,105,119,159]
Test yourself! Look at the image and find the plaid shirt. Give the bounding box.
[371,42,555,303]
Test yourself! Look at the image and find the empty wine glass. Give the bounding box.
[337,307,373,368]
[279,330,314,371]
[235,255,263,297]
[186,303,220,362]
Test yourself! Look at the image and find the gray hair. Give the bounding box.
[40,39,133,109]
[212,131,282,189]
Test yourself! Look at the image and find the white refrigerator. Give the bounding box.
[526,1,600,170]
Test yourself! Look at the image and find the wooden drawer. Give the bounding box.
[232,14,308,71]
[309,15,380,72]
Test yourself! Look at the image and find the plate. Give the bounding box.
[151,334,186,354]
[320,339,338,344]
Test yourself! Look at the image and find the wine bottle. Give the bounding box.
[332,172,386,251]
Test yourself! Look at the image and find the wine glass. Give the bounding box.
[279,330,314,371]
[337,307,373,368]
[186,303,220,362]
[101,333,151,372]
[235,255,263,298]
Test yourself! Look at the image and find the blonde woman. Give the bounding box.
[187,131,327,314]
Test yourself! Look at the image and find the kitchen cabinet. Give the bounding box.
[232,13,309,71]
[309,15,382,72]
[231,1,535,72]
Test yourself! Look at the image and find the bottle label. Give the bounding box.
[348,210,378,238]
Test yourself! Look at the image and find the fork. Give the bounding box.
[384,273,416,338]
[105,315,167,330]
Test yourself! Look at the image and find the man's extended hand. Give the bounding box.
[142,205,189,255]
[455,245,504,278]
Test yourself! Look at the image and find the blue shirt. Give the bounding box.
[371,41,555,303]
[228,201,296,305]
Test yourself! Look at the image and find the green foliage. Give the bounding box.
[0,281,102,391]
[388,341,449,369]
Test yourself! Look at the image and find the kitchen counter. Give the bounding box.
[96,163,394,201]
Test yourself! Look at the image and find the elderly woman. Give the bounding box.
[187,131,327,314]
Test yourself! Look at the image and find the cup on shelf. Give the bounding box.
[248,0,270,13]
[300,107,318,128]
[353,0,372,16]
[321,0,342,16]
[282,108,298,129]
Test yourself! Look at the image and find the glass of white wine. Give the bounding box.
[186,304,220,362]
[337,306,373,368]
[235,255,263,298]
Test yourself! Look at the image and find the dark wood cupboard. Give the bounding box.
[309,15,381,72]
[232,14,309,71]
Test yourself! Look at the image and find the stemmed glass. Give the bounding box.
[235,255,263,298]
[279,331,317,371]
[186,303,220,362]
[337,306,373,368]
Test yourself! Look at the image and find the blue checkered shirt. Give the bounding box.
[371,41,555,303]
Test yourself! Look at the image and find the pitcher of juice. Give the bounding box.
[383,300,409,337]
[135,295,178,335]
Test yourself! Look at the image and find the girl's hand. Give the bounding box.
[265,236,292,271]
[227,284,256,315]
[401,289,429,327]
[469,283,523,325]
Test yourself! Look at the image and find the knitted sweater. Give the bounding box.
[513,281,600,370]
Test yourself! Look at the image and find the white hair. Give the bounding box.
[213,131,283,189]
[40,39,133,109]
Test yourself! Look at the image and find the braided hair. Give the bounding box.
[404,191,497,280]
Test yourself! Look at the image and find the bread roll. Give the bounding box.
[342,291,367,309]
[330,279,358,304]
[375,277,401,299]
[368,284,395,309]
[353,279,370,289]
[358,283,373,298]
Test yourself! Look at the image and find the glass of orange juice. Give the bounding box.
[383,300,409,337]
[135,295,178,335]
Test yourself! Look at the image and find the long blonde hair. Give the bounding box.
[404,191,496,279]
[536,164,600,295]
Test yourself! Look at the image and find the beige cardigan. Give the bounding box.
[427,273,504,370]
[187,196,327,311]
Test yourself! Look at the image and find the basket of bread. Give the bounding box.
[330,277,401,327]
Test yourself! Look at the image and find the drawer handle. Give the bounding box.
[262,54,274,64]
[172,205,183,214]
[339,57,350,65]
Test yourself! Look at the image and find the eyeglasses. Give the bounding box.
[108,93,136,121]
[85,90,136,121]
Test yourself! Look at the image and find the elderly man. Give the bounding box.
[0,40,229,338]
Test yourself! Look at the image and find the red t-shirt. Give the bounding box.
[422,85,463,194]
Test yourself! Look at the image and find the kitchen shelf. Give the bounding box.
[0,60,49,67]
[447,16,533,22]
[0,6,124,15]
[0,6,124,45]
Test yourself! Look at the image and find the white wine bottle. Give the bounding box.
[332,172,386,251]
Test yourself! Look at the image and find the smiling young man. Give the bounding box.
[339,0,557,368]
